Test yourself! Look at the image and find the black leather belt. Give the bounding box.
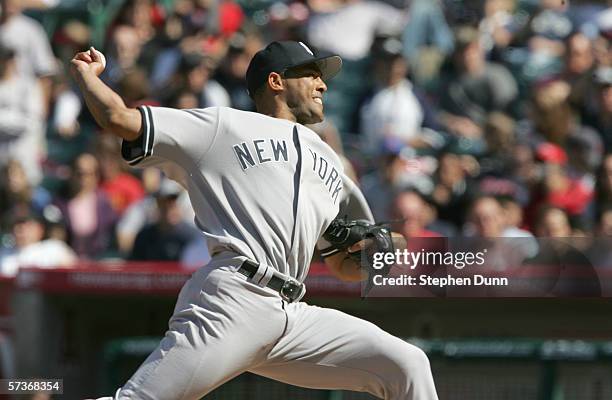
[237,259,306,303]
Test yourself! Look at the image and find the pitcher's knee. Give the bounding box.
[384,343,434,399]
[398,344,431,379]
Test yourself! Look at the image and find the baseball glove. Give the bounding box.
[321,218,396,277]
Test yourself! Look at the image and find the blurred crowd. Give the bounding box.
[0,0,610,276]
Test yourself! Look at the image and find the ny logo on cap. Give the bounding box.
[299,42,314,56]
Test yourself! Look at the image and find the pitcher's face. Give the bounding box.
[282,64,327,124]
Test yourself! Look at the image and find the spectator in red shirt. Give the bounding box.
[542,163,593,217]
[525,144,594,229]
[96,135,145,215]
[392,190,441,239]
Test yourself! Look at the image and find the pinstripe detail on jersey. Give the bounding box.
[123,106,154,166]
[286,126,302,266]
[143,106,154,158]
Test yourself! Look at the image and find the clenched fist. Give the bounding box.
[70,46,106,77]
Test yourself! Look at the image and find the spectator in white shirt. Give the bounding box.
[307,0,406,61]
[0,208,76,277]
[360,37,426,156]
[0,45,45,184]
[0,0,57,115]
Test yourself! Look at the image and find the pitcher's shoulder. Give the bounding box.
[215,107,299,128]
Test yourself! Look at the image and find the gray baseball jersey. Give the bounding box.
[122,105,372,281]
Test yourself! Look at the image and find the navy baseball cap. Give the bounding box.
[246,41,342,97]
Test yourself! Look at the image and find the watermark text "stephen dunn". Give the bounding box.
[373,274,508,287]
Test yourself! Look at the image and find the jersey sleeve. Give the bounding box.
[337,174,374,223]
[121,105,220,168]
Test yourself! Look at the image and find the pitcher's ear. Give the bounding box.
[268,72,284,92]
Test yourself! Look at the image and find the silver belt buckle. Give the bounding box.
[280,278,306,303]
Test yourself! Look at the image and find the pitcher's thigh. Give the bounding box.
[117,321,251,400]
[251,305,438,400]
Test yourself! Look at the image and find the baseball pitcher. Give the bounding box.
[70,41,438,400]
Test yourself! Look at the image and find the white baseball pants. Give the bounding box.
[113,255,438,400]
